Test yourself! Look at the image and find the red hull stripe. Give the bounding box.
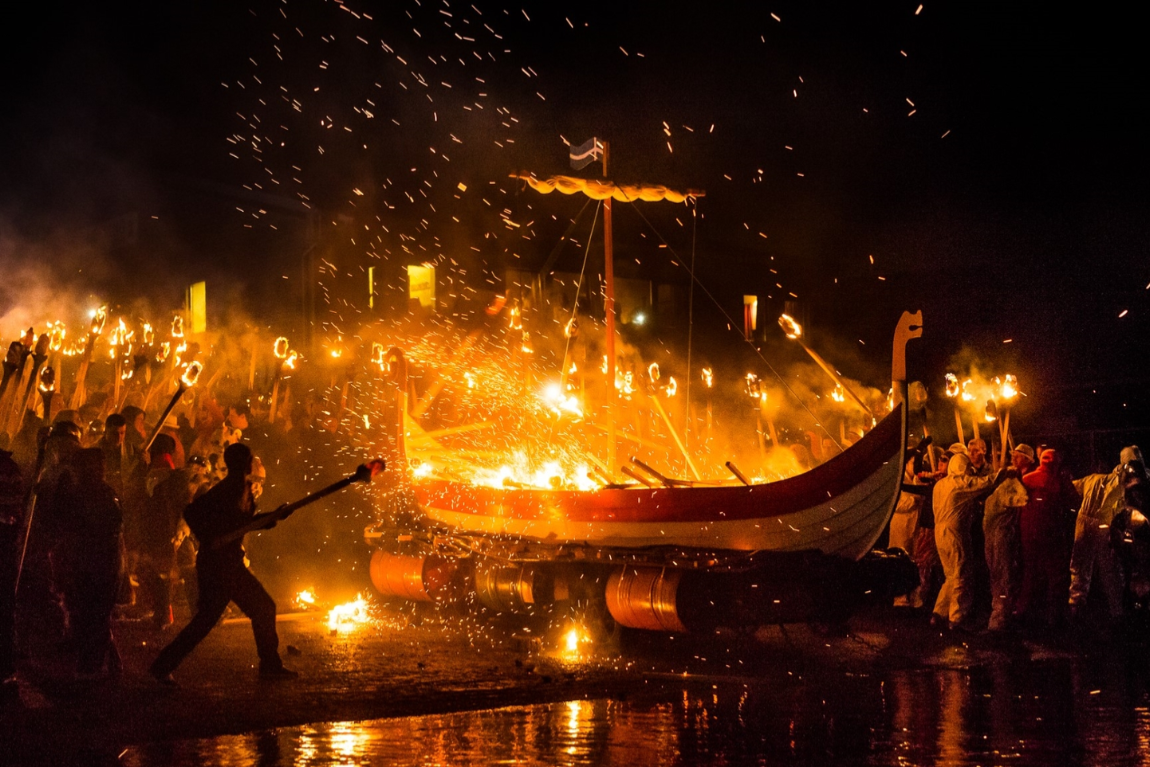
[416,403,904,525]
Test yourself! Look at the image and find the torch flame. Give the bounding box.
[156,342,171,364]
[296,589,316,608]
[90,306,108,336]
[180,360,203,388]
[831,385,846,403]
[647,362,660,382]
[664,376,678,397]
[960,379,975,403]
[284,351,299,371]
[701,367,713,389]
[945,373,959,398]
[274,337,289,360]
[48,322,65,352]
[778,313,803,340]
[142,323,155,347]
[564,317,578,338]
[1001,373,1019,401]
[38,366,56,393]
[745,372,760,399]
[171,315,184,339]
[371,342,385,369]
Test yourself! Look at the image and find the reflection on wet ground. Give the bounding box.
[125,654,1150,766]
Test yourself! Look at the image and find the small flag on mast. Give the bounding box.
[569,137,603,171]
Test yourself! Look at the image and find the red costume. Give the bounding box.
[1017,450,1080,626]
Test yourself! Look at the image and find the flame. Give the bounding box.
[745,372,760,399]
[520,330,533,354]
[327,594,371,632]
[508,306,522,330]
[463,371,476,389]
[371,342,385,369]
[471,450,596,491]
[1001,373,1019,401]
[960,379,975,403]
[284,351,299,371]
[142,323,155,347]
[173,342,188,367]
[615,370,634,398]
[559,624,591,660]
[180,360,203,388]
[38,366,56,393]
[564,317,578,338]
[156,342,171,364]
[109,319,132,358]
[412,461,434,479]
[778,313,803,340]
[831,385,846,403]
[274,337,289,360]
[701,367,713,389]
[664,376,678,397]
[296,589,316,608]
[90,306,108,336]
[541,382,583,419]
[171,315,184,339]
[601,355,608,375]
[47,322,66,352]
[944,373,959,398]
[647,363,660,382]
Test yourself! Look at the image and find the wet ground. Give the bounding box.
[5,602,1150,765]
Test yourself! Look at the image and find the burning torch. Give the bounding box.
[38,366,55,420]
[778,314,874,420]
[997,374,1019,465]
[2,329,35,434]
[268,337,294,424]
[209,459,386,550]
[144,360,202,453]
[14,333,51,433]
[944,373,965,445]
[70,306,108,409]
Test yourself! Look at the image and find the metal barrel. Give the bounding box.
[605,566,687,632]
[369,550,453,602]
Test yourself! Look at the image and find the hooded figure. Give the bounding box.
[931,454,1006,629]
[982,445,1034,630]
[1067,447,1142,623]
[1017,449,1081,627]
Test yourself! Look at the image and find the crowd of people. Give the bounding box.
[891,437,1150,634]
[0,393,297,701]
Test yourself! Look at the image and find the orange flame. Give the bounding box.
[778,313,803,340]
[180,360,203,388]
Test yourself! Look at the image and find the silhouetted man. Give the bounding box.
[149,442,295,684]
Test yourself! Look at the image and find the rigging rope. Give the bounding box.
[619,198,844,452]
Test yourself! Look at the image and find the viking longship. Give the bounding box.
[366,153,922,634]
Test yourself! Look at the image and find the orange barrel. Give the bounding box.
[605,566,687,632]
[369,550,451,602]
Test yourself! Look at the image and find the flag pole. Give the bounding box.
[602,140,617,480]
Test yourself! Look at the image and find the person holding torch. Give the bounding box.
[149,442,296,684]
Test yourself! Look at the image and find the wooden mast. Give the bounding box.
[602,141,617,479]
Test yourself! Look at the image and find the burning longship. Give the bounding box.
[367,158,920,635]
[366,309,923,634]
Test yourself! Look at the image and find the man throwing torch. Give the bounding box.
[149,442,295,684]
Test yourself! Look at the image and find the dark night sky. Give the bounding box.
[1,0,1147,432]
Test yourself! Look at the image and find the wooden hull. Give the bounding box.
[415,402,906,562]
